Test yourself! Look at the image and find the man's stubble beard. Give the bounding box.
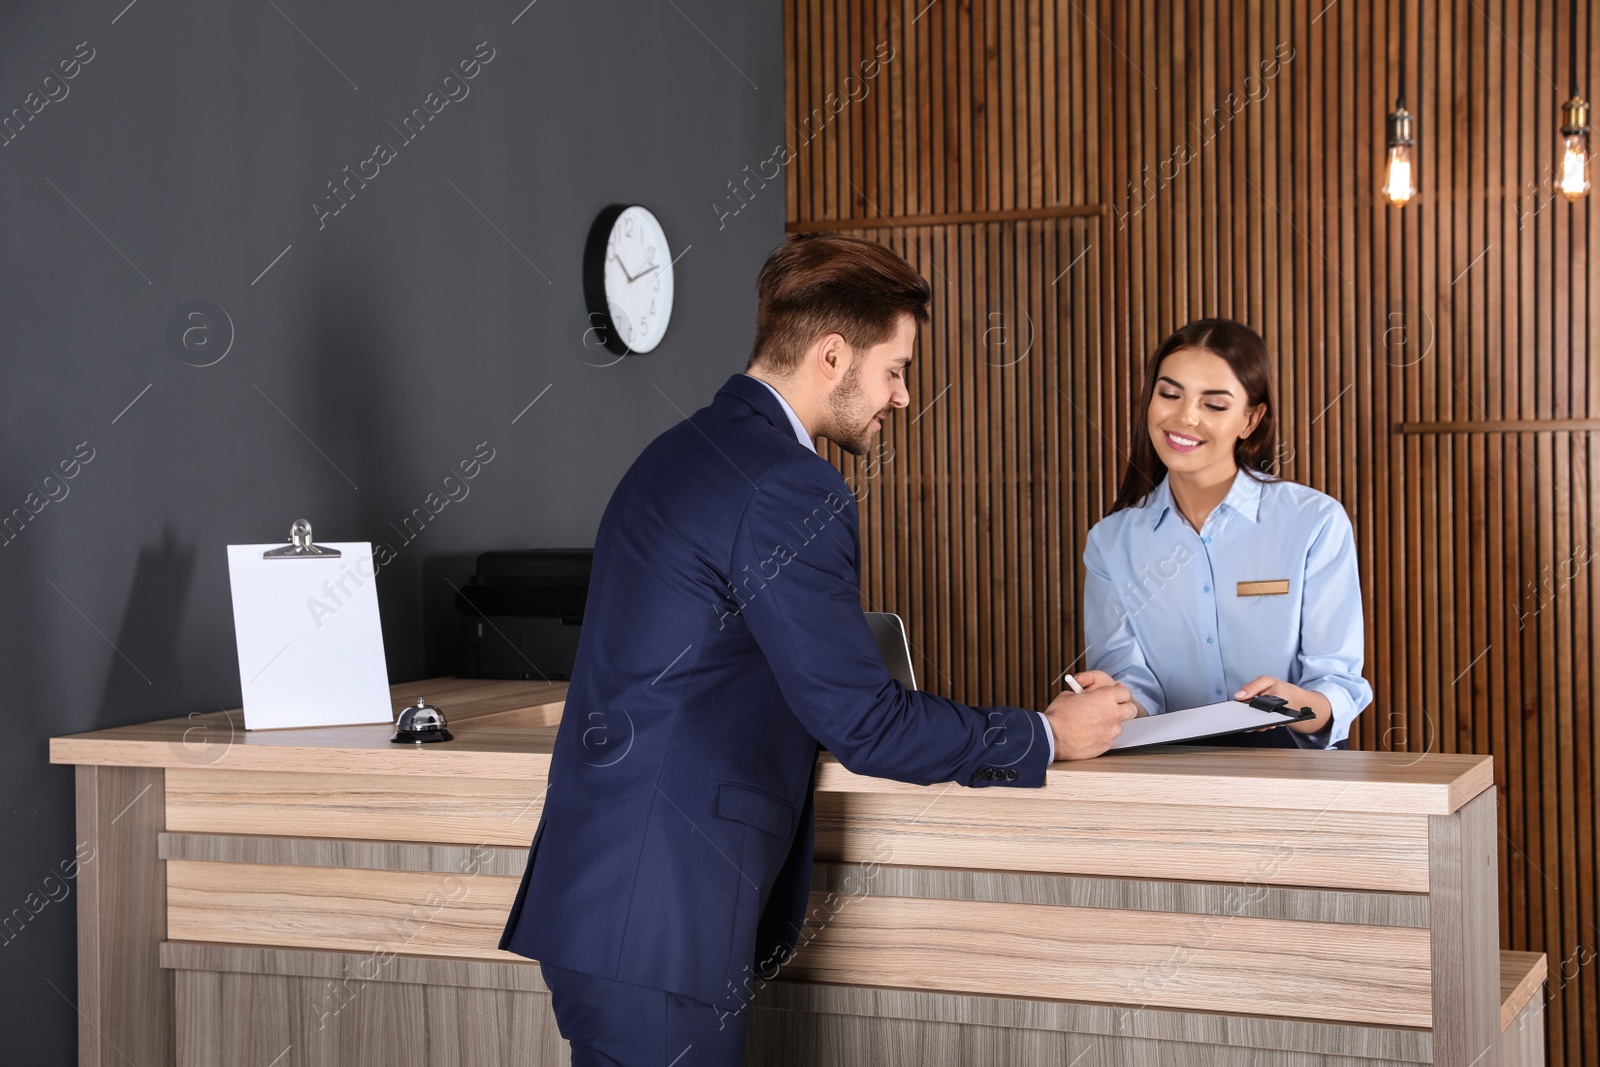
[822,358,874,457]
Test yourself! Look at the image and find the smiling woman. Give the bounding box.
[1080,319,1373,750]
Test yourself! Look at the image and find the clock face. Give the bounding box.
[597,205,674,355]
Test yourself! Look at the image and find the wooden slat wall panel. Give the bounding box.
[786,2,1597,1063]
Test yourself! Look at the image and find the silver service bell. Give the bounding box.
[391,698,453,744]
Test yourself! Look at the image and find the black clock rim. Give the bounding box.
[583,203,641,357]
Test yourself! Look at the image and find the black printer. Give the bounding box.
[454,549,592,679]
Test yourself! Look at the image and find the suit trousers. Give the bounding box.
[540,962,750,1067]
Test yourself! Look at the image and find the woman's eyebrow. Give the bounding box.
[1158,374,1233,397]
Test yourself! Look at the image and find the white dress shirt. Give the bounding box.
[749,375,817,454]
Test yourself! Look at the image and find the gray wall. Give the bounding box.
[0,0,784,1060]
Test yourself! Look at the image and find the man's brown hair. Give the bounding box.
[747,233,931,374]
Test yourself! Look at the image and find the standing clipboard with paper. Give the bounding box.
[225,519,392,731]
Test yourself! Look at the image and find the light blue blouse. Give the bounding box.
[1082,470,1372,748]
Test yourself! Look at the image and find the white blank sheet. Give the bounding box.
[226,542,392,731]
[1109,699,1303,751]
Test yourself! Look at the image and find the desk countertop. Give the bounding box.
[51,676,1492,815]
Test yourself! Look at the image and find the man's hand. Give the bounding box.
[1069,670,1145,709]
[1043,683,1139,761]
[1071,669,1115,690]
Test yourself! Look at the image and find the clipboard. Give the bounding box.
[1107,694,1316,752]
[226,519,393,731]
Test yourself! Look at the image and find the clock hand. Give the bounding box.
[618,257,659,284]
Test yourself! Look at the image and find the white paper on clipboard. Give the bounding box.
[226,542,392,730]
[1108,699,1309,751]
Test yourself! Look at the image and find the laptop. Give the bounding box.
[865,611,918,690]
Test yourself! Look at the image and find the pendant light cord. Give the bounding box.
[1397,0,1407,110]
[1572,0,1581,100]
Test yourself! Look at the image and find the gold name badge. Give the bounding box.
[1237,579,1291,597]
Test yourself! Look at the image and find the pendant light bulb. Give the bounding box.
[1558,98,1591,200]
[1383,2,1417,206]
[1384,108,1418,206]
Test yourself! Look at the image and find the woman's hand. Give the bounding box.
[1233,676,1332,734]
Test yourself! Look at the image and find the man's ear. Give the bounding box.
[814,333,850,383]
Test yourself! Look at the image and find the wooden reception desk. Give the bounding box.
[52,678,1547,1066]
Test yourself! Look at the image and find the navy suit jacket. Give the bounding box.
[498,373,1050,1009]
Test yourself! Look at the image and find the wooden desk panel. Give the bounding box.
[782,893,1435,1027]
[816,791,1433,891]
[51,678,1524,1066]
[165,851,1434,1028]
[163,762,1440,899]
[166,769,547,847]
[166,860,521,963]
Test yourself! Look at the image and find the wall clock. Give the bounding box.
[582,204,675,356]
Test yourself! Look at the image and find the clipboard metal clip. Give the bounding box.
[1247,693,1315,723]
[263,519,342,560]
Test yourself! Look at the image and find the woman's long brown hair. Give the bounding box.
[1110,318,1279,514]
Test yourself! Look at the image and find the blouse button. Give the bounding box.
[1206,635,1214,644]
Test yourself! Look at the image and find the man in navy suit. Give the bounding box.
[500,234,1136,1066]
